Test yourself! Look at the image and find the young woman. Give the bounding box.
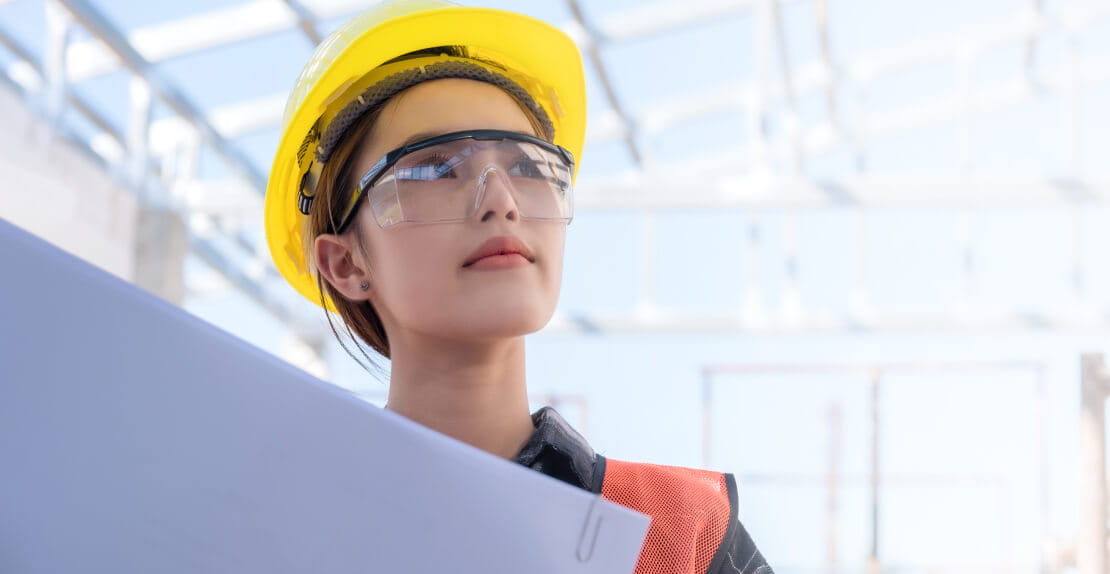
[264,2,773,572]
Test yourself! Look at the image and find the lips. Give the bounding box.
[463,236,535,267]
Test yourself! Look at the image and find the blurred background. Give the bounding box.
[1,0,1109,571]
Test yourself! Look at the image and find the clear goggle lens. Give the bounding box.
[363,135,574,228]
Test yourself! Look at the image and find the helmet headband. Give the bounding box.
[297,55,556,216]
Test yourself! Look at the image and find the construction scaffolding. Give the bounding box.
[701,360,1050,572]
[1,0,1109,340]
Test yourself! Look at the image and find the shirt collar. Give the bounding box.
[514,406,596,490]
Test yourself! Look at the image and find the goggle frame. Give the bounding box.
[333,129,576,233]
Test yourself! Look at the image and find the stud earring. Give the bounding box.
[359,281,369,291]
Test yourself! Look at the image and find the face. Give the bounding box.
[333,78,566,344]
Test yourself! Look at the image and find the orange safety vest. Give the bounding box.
[599,457,737,574]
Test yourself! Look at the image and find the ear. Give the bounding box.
[314,233,372,302]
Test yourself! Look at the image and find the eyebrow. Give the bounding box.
[397,129,538,148]
[398,131,443,148]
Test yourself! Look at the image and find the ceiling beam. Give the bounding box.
[127,4,1108,154]
[13,0,321,349]
[62,0,765,83]
[566,0,643,166]
[57,0,266,194]
[279,0,323,45]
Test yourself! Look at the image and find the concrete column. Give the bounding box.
[0,83,138,282]
[1079,354,1108,574]
[133,208,187,305]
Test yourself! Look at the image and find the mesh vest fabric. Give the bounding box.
[601,459,733,574]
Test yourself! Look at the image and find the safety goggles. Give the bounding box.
[333,129,575,232]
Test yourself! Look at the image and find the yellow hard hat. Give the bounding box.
[264,0,587,310]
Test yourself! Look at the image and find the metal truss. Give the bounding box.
[51,0,1110,211]
[2,0,1109,338]
[0,0,323,348]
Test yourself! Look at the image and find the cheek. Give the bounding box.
[542,230,566,296]
[365,226,497,337]
[370,232,452,308]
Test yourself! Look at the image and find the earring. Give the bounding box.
[359,281,369,291]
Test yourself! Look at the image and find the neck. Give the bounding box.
[383,334,534,460]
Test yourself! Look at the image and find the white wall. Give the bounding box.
[0,85,137,283]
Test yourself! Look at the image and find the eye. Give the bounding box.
[508,156,546,179]
[395,153,459,181]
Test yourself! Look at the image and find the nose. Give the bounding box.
[475,165,520,222]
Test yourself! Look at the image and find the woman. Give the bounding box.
[264,2,773,572]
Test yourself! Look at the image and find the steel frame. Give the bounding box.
[2,0,1110,340]
[0,0,324,354]
[700,360,1050,572]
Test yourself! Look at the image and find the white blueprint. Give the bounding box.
[0,218,649,574]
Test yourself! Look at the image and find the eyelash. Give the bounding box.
[410,152,453,167]
[401,151,547,180]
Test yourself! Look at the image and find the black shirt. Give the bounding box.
[515,407,774,574]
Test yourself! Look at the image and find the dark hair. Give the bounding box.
[308,103,391,377]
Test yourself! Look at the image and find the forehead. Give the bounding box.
[364,79,536,157]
